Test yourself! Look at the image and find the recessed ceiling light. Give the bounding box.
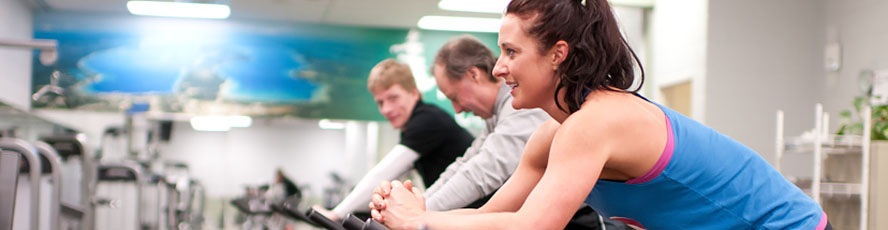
[417,16,502,33]
[127,0,231,19]
[437,0,510,14]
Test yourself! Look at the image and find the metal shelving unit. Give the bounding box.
[776,103,870,230]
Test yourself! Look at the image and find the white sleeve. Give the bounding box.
[332,144,419,217]
[424,107,549,211]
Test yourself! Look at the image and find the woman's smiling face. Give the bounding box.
[493,14,560,110]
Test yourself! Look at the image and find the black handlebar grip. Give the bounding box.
[362,219,390,230]
[271,200,316,225]
[306,208,347,230]
[342,214,365,230]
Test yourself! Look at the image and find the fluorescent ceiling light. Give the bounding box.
[417,16,502,33]
[228,116,252,128]
[318,119,346,130]
[190,115,252,132]
[438,0,510,14]
[127,0,231,19]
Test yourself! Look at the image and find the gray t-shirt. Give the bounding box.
[424,83,550,211]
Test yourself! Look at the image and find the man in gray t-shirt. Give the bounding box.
[425,35,549,210]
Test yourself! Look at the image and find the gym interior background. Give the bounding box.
[0,0,886,229]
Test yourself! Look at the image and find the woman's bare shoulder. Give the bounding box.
[564,93,637,129]
[556,92,661,151]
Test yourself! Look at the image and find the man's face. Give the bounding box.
[371,84,420,129]
[434,63,495,119]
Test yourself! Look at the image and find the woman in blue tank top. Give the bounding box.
[366,0,830,229]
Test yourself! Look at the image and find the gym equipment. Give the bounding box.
[304,208,390,230]
[58,205,83,230]
[1,138,42,230]
[40,135,90,230]
[33,142,63,230]
[163,178,205,230]
[230,185,275,230]
[0,139,81,230]
[342,214,364,230]
[40,135,88,206]
[93,162,143,230]
[361,218,388,230]
[266,198,389,230]
[231,198,272,216]
[268,196,314,226]
[139,171,164,230]
[88,128,204,230]
[341,213,387,230]
[40,135,88,230]
[144,163,204,230]
[188,181,206,228]
[306,208,346,230]
[1,152,21,230]
[230,196,273,230]
[323,172,348,209]
[161,162,203,229]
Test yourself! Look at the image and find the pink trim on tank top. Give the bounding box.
[626,115,674,184]
[816,212,828,230]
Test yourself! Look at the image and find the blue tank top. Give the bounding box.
[584,99,827,229]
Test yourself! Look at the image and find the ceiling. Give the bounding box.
[27,0,504,29]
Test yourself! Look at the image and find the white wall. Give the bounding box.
[650,0,708,120]
[705,0,824,167]
[611,6,648,92]
[0,0,34,110]
[821,0,888,126]
[159,118,351,199]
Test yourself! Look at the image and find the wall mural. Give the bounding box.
[31,12,421,121]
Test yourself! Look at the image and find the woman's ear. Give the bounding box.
[551,40,569,69]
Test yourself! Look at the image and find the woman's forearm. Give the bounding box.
[440,208,484,215]
[418,211,528,230]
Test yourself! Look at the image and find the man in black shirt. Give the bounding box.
[315,59,474,220]
[398,100,474,185]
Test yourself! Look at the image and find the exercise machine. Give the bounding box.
[1,138,42,230]
[305,208,388,230]
[93,162,143,230]
[39,135,88,230]
[1,152,21,230]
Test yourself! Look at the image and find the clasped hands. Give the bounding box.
[368,180,427,230]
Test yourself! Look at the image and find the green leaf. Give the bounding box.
[854,97,866,114]
[881,128,888,140]
[850,123,864,136]
[874,122,887,140]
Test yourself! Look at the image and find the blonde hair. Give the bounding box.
[367,59,418,93]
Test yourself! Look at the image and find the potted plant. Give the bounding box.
[836,96,888,140]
